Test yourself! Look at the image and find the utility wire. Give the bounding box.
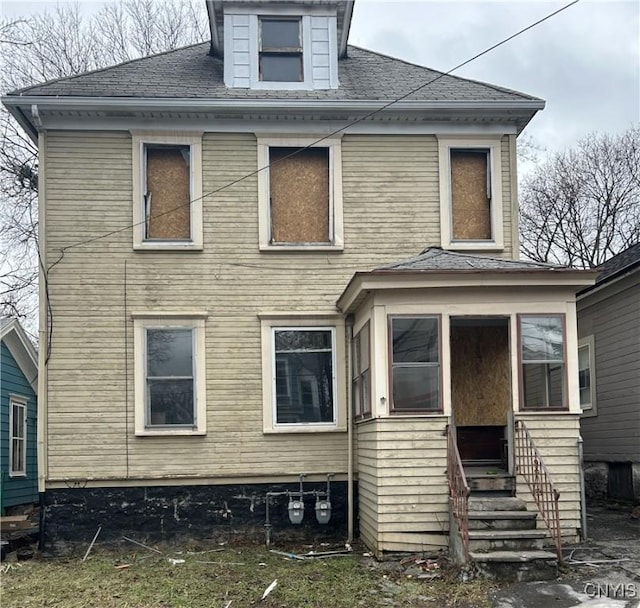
[45,0,580,262]
[40,0,581,362]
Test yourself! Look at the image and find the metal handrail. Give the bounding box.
[514,419,563,562]
[446,423,470,561]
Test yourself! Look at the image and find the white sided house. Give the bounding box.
[2,0,596,570]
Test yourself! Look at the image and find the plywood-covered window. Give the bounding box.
[352,322,371,419]
[390,316,441,412]
[144,144,191,241]
[259,18,303,82]
[519,315,567,409]
[269,147,330,244]
[258,137,343,250]
[450,149,492,240]
[438,137,503,251]
[132,133,203,250]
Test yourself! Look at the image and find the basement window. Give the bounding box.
[257,138,343,250]
[389,316,442,413]
[259,18,303,82]
[133,315,207,435]
[132,133,203,250]
[519,315,567,409]
[438,138,504,251]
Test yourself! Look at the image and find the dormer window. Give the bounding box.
[223,11,338,90]
[259,18,303,82]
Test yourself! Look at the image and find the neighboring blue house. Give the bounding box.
[1,318,38,513]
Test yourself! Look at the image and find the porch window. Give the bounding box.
[352,322,371,419]
[390,316,441,412]
[519,315,566,409]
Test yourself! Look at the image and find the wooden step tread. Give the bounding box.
[470,550,557,563]
[468,510,537,520]
[469,529,547,539]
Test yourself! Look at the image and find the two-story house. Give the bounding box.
[3,0,596,566]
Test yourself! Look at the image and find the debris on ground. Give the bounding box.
[261,579,277,601]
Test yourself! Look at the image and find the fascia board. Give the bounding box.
[338,270,597,313]
[1,96,546,114]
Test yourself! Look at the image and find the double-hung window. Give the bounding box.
[438,137,504,250]
[133,315,207,435]
[390,316,441,412]
[132,133,203,250]
[9,396,27,476]
[261,316,346,432]
[259,18,303,82]
[578,335,596,413]
[352,322,371,419]
[257,137,343,250]
[519,315,567,409]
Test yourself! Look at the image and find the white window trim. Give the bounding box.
[9,395,27,477]
[131,131,203,251]
[224,7,337,90]
[578,334,597,417]
[133,313,207,436]
[257,136,343,251]
[437,136,504,251]
[260,314,346,433]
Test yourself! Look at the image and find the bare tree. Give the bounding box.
[519,126,640,268]
[0,1,207,333]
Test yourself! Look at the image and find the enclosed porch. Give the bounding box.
[338,248,596,558]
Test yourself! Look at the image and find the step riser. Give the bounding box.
[468,518,537,531]
[468,478,516,494]
[469,497,527,512]
[474,559,558,582]
[469,538,544,552]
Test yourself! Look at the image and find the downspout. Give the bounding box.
[346,315,354,544]
[37,131,48,550]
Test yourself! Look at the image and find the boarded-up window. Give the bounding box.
[450,149,492,240]
[269,147,330,244]
[144,144,191,240]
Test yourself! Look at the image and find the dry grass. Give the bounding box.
[0,542,497,608]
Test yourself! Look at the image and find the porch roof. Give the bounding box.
[337,248,598,313]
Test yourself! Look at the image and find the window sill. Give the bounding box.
[135,429,206,437]
[260,244,344,252]
[390,410,445,416]
[134,243,203,252]
[518,408,570,413]
[443,241,504,252]
[264,424,346,434]
[8,472,27,478]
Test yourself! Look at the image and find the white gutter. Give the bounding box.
[1,95,545,113]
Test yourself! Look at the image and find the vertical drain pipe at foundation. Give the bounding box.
[578,434,588,540]
[346,315,354,544]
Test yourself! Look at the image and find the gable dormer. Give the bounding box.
[206,0,353,90]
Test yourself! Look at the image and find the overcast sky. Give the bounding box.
[3,0,639,158]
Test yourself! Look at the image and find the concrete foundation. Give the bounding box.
[43,481,351,554]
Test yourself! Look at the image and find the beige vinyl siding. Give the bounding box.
[43,130,515,483]
[356,417,449,555]
[501,136,513,254]
[515,413,582,543]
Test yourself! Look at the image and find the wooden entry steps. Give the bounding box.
[462,470,558,581]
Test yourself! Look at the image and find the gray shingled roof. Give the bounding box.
[596,242,640,284]
[376,247,562,272]
[8,44,540,103]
